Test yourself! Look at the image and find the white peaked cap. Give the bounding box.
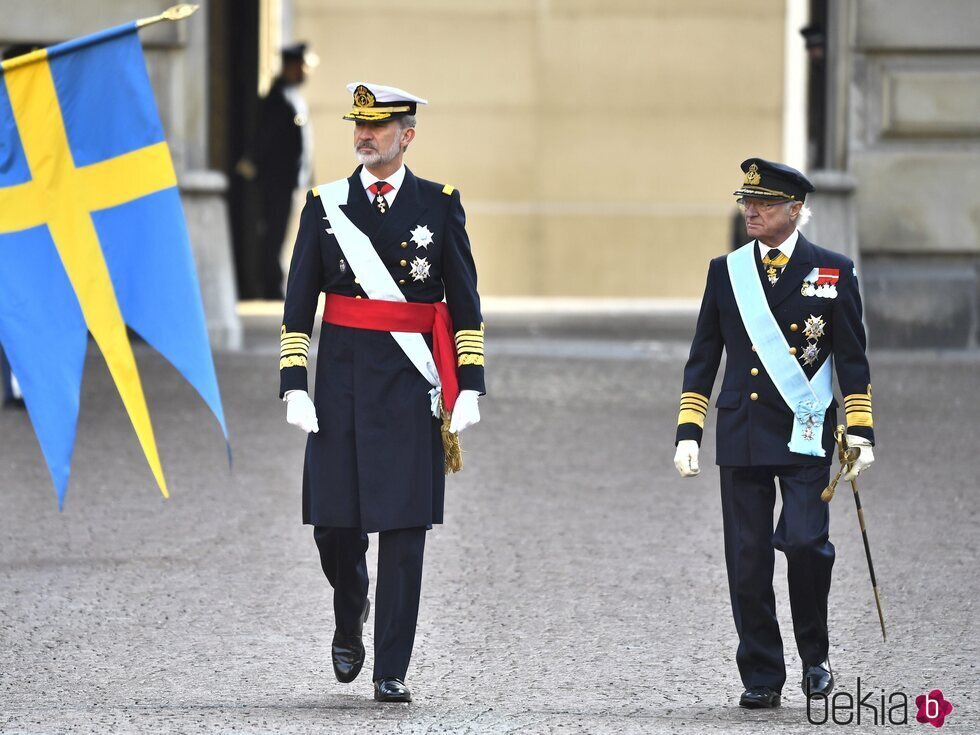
[345,82,428,105]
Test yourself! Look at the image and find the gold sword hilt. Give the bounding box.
[821,425,860,502]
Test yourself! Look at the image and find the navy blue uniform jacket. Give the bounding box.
[676,235,874,466]
[279,166,485,531]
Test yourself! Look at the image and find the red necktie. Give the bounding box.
[369,181,394,214]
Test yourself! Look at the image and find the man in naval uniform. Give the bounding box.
[673,159,876,709]
[279,82,485,703]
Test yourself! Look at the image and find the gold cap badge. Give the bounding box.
[353,85,375,108]
[744,163,762,186]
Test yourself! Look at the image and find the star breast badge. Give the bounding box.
[800,342,820,367]
[803,314,826,340]
[410,224,434,250]
[409,256,432,282]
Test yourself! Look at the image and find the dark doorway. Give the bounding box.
[802,0,828,170]
[208,0,262,300]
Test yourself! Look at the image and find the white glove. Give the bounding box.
[284,390,319,434]
[674,439,700,478]
[448,390,481,434]
[842,434,874,482]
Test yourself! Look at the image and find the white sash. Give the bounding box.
[317,178,442,417]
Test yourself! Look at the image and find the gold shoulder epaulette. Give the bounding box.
[311,186,320,198]
[442,184,455,196]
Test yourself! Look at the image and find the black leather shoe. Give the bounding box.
[374,677,412,703]
[739,687,781,709]
[802,660,834,697]
[332,599,370,683]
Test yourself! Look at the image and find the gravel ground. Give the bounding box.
[1,316,977,734]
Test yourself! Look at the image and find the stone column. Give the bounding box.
[3,1,241,349]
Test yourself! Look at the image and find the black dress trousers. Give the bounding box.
[314,525,427,682]
[719,464,834,692]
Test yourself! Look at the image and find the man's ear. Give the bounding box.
[401,127,416,151]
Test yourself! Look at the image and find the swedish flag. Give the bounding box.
[0,23,227,507]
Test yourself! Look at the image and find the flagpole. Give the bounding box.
[136,3,200,29]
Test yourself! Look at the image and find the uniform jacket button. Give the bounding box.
[399,279,406,285]
[789,347,797,355]
[400,242,408,248]
[355,295,362,299]
[750,392,759,401]
[750,368,759,376]
[354,278,360,284]
[751,345,757,352]
[400,259,408,267]
[790,323,799,331]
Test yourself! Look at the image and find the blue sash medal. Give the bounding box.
[727,243,834,457]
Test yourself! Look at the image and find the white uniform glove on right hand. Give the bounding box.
[448,390,481,434]
[841,434,874,482]
[674,439,700,478]
[284,390,319,434]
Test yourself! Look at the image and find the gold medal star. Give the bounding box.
[803,314,826,340]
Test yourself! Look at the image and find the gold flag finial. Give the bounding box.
[137,4,200,28]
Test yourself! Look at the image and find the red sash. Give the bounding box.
[322,294,460,412]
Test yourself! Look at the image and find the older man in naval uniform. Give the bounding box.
[279,82,485,703]
[673,158,876,709]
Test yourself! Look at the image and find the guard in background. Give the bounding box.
[248,43,314,299]
[279,83,484,703]
[672,159,876,709]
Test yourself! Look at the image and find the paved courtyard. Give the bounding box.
[1,313,977,733]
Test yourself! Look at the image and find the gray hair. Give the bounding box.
[397,114,417,130]
[795,202,812,227]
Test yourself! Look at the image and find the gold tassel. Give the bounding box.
[440,397,463,475]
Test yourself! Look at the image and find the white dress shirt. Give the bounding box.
[359,164,406,207]
[758,229,800,260]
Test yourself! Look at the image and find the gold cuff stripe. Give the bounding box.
[456,341,485,351]
[679,402,707,414]
[279,356,308,369]
[680,392,709,407]
[678,409,707,428]
[458,354,485,367]
[844,395,872,404]
[846,412,874,428]
[455,329,484,338]
[281,330,311,342]
[280,337,311,347]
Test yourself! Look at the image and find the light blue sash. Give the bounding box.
[727,243,833,457]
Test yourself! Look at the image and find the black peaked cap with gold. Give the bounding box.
[343,82,428,122]
[734,157,815,202]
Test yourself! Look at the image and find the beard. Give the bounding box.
[355,134,402,167]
